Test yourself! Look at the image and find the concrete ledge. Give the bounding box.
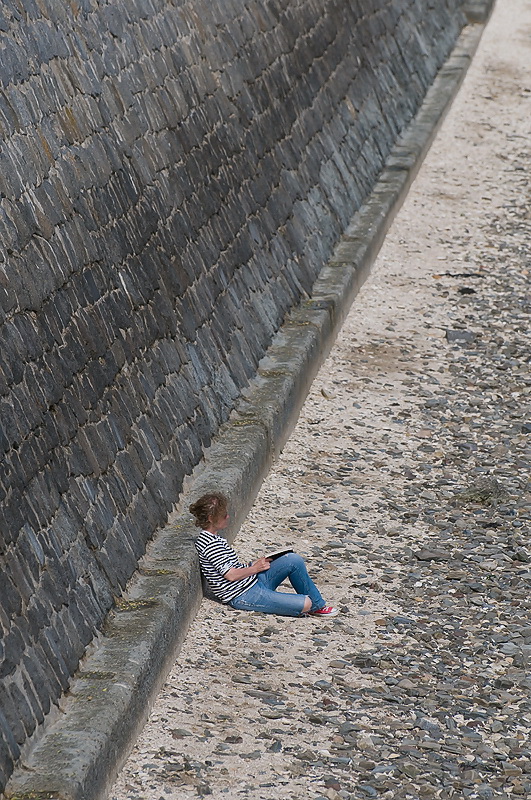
[3,5,495,800]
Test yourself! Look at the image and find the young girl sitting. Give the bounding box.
[190,492,338,618]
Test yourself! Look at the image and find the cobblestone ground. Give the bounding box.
[111,2,531,799]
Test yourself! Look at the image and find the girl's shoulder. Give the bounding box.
[195,529,227,549]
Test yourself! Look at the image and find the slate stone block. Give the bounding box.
[1,488,24,541]
[4,548,34,606]
[38,633,70,692]
[0,684,25,745]
[0,709,20,763]
[0,39,30,86]
[64,593,93,644]
[114,449,145,492]
[25,595,49,641]
[97,537,136,591]
[45,619,78,676]
[0,626,24,681]
[21,655,51,716]
[19,669,45,726]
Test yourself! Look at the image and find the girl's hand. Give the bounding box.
[252,557,270,573]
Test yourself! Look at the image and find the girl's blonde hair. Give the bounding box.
[189,493,228,528]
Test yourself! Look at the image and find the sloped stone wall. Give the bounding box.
[0,0,465,788]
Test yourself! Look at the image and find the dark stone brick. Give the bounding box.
[0,573,22,619]
[0,709,20,765]
[24,594,49,641]
[38,633,71,693]
[7,682,37,738]
[3,549,35,607]
[95,537,134,593]
[21,667,45,725]
[0,39,30,86]
[53,614,84,673]
[39,567,67,613]
[0,686,25,747]
[64,592,93,644]
[21,654,51,716]
[0,627,24,680]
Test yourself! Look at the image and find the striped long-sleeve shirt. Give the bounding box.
[194,530,257,603]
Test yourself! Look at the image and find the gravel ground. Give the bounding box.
[111,2,531,799]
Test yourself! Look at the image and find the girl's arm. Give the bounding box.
[224,557,270,582]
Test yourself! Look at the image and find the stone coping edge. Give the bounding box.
[3,5,494,800]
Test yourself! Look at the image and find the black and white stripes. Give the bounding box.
[194,530,257,603]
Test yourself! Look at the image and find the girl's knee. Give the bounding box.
[287,552,304,567]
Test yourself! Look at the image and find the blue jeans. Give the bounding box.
[229,553,325,617]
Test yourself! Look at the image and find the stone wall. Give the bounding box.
[0,0,465,788]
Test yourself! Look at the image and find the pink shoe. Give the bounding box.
[309,605,339,617]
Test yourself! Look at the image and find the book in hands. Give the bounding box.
[264,548,294,561]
